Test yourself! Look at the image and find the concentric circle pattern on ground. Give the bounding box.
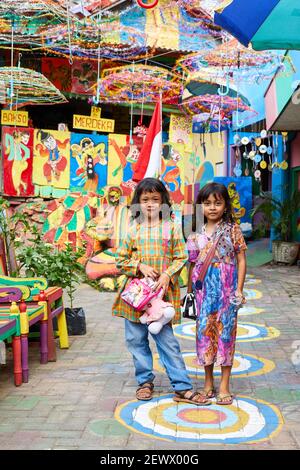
[115,394,283,444]
[174,321,280,342]
[153,350,275,378]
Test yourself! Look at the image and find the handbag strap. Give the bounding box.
[162,221,170,272]
[198,232,222,283]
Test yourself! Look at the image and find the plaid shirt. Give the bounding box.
[112,219,188,323]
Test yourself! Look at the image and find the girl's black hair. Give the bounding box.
[192,182,234,231]
[130,177,172,222]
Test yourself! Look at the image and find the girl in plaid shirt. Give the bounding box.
[112,178,211,405]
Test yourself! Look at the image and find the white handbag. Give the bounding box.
[181,292,197,321]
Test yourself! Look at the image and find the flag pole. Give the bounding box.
[159,91,163,178]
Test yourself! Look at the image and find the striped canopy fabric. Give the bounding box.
[214,0,300,50]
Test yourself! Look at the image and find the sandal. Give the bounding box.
[136,382,154,401]
[173,390,212,406]
[216,394,234,405]
[198,388,216,399]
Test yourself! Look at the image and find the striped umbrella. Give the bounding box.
[214,0,300,51]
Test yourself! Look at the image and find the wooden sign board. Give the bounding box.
[73,107,115,133]
[1,110,28,127]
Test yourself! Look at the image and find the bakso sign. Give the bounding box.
[1,110,28,126]
[73,107,115,133]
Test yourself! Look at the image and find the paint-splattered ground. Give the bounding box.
[0,265,299,450]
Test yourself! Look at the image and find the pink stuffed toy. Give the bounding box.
[139,297,176,334]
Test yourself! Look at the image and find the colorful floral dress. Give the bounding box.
[187,221,247,367]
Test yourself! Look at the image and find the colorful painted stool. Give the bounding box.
[0,277,69,362]
[0,290,47,383]
[0,317,22,386]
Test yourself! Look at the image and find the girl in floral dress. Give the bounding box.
[187,182,247,405]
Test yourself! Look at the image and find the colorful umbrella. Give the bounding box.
[214,0,300,51]
[186,78,251,106]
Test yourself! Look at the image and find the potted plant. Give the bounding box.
[17,228,87,335]
[251,190,300,265]
[0,197,31,276]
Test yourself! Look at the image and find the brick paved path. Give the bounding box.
[0,265,299,450]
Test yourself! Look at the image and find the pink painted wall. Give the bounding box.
[291,132,300,168]
[265,80,278,131]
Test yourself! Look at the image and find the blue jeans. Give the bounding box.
[125,320,192,392]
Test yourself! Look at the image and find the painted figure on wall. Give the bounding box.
[33,129,70,189]
[37,131,68,184]
[109,135,143,196]
[227,182,246,221]
[214,177,252,236]
[161,144,184,204]
[2,126,34,197]
[70,134,108,194]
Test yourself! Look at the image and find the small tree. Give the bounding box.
[0,197,31,276]
[251,190,300,242]
[17,228,85,308]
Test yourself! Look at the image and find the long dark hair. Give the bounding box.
[192,182,234,231]
[130,177,172,222]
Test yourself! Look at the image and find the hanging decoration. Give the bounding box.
[96,64,181,105]
[41,21,147,60]
[0,1,75,47]
[176,39,286,85]
[180,93,253,119]
[0,67,68,108]
[125,0,222,53]
[59,0,123,17]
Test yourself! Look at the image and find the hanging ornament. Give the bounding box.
[260,129,267,139]
[241,136,250,145]
[282,131,288,157]
[260,160,267,169]
[281,160,288,170]
[254,154,262,163]
[234,134,241,145]
[254,169,261,181]
[233,147,242,176]
[259,145,267,154]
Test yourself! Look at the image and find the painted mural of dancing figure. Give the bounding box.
[5,130,31,196]
[37,130,68,184]
[71,137,107,193]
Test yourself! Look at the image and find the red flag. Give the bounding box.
[133,101,162,182]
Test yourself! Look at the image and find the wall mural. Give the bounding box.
[33,129,70,189]
[70,133,108,194]
[2,126,35,197]
[214,176,253,236]
[1,126,233,291]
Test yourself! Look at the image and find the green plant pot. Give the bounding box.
[272,241,300,265]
